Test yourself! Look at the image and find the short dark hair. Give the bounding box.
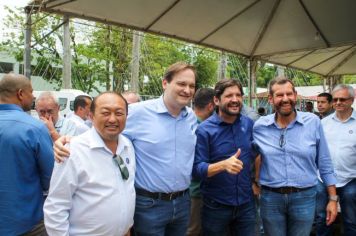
[90,92,128,114]
[193,88,215,109]
[268,76,296,96]
[214,79,244,100]
[257,107,266,115]
[317,92,332,103]
[74,95,92,112]
[163,62,197,83]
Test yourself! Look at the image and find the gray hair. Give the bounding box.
[332,84,355,98]
[35,91,59,107]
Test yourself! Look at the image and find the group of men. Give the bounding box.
[0,61,355,236]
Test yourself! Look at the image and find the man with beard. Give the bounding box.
[193,79,256,236]
[0,74,54,235]
[252,76,338,236]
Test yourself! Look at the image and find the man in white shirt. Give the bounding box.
[35,91,77,140]
[61,95,92,135]
[44,92,135,236]
[322,84,356,236]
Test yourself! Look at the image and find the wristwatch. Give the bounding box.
[329,195,339,202]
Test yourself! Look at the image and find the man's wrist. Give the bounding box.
[328,195,339,202]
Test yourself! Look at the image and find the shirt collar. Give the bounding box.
[331,109,356,122]
[156,95,188,117]
[211,112,240,125]
[88,127,130,155]
[266,111,304,128]
[0,104,23,112]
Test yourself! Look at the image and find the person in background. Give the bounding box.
[322,84,356,236]
[61,95,92,136]
[305,101,314,113]
[35,91,77,141]
[253,76,337,236]
[257,107,266,116]
[122,91,141,104]
[187,87,215,236]
[0,73,54,236]
[314,92,335,236]
[316,92,334,119]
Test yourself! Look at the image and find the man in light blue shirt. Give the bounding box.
[253,76,337,236]
[322,84,356,236]
[123,62,197,236]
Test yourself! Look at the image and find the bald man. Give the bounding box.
[0,74,54,236]
[122,91,141,104]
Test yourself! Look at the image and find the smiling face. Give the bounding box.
[162,68,196,110]
[215,85,243,118]
[269,81,297,117]
[92,93,127,142]
[332,88,354,114]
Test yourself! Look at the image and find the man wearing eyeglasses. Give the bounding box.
[322,84,356,236]
[252,76,338,236]
[35,91,77,141]
[44,92,135,236]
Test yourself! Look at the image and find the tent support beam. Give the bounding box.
[145,0,181,30]
[24,6,32,79]
[198,0,261,43]
[286,50,315,66]
[299,0,329,47]
[306,45,354,71]
[62,15,71,89]
[326,47,356,76]
[250,0,281,56]
[248,59,257,107]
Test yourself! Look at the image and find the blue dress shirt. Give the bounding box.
[253,111,336,188]
[0,104,54,235]
[193,113,255,206]
[322,111,356,187]
[123,96,197,193]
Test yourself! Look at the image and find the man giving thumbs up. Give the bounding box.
[193,79,257,236]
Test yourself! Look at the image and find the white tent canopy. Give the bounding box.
[31,0,356,76]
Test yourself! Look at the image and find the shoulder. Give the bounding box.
[253,114,273,129]
[297,111,321,125]
[128,98,158,114]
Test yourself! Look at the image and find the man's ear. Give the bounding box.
[89,111,94,120]
[162,79,168,90]
[213,96,219,106]
[16,89,23,101]
[268,94,273,105]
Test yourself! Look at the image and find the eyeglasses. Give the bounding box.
[113,154,129,180]
[279,128,287,148]
[332,97,351,103]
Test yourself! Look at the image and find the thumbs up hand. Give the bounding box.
[224,149,243,174]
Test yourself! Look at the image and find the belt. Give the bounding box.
[136,188,188,201]
[262,185,312,194]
